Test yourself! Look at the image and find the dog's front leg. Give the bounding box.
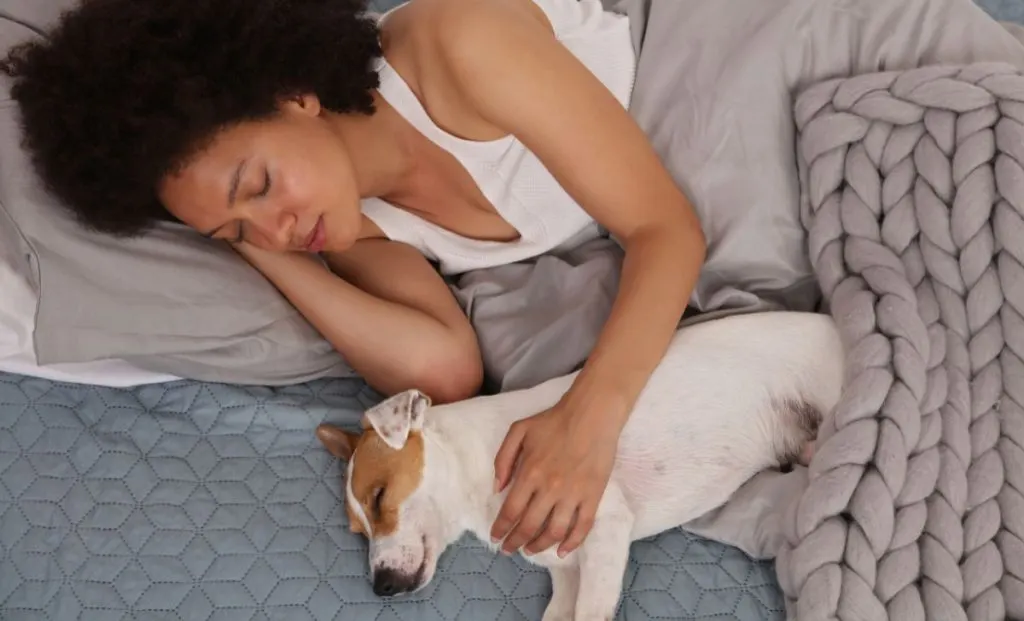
[572,509,634,621]
[541,565,579,621]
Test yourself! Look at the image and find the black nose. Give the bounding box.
[372,567,410,597]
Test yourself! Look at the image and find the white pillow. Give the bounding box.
[0,235,34,361]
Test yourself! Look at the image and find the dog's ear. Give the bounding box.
[362,389,431,450]
[316,424,360,461]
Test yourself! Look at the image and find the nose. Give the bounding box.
[249,208,296,250]
[372,567,411,598]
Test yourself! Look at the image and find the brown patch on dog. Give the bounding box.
[316,423,425,538]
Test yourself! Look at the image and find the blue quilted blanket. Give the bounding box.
[0,373,784,620]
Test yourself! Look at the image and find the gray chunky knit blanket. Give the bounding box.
[776,61,1024,621]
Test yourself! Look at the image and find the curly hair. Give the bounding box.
[0,0,383,236]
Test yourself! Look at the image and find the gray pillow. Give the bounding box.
[0,16,355,385]
[0,0,75,35]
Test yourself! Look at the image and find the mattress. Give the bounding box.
[0,372,784,620]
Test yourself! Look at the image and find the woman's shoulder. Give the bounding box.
[376,0,563,143]
[382,0,555,54]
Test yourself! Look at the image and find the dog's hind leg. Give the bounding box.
[541,566,579,621]
[572,492,634,621]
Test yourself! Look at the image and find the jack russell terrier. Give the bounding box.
[316,310,845,620]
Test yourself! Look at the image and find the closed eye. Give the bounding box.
[257,167,271,198]
[225,169,270,243]
[372,487,385,517]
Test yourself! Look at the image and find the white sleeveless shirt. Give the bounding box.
[362,0,637,275]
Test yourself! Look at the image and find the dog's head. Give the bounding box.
[316,389,453,598]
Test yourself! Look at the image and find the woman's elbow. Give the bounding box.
[668,204,707,261]
[412,339,484,404]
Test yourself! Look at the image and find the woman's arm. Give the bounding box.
[235,238,483,403]
[428,0,707,555]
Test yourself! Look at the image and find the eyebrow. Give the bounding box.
[200,158,247,238]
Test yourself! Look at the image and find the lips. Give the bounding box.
[303,216,325,253]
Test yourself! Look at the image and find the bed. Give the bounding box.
[3,0,1024,620]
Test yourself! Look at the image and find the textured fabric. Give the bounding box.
[0,371,785,620]
[451,237,622,393]
[775,61,1024,621]
[362,0,634,276]
[621,0,1024,319]
[980,0,1024,23]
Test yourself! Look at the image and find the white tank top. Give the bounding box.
[361,0,636,275]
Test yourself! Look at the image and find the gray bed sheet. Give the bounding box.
[0,372,783,620]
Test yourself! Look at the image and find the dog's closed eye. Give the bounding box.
[371,486,386,518]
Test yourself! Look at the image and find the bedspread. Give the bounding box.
[0,373,784,620]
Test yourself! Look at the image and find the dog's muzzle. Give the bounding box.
[372,567,418,598]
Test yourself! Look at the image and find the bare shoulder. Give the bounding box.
[397,0,552,36]
[410,0,589,123]
[403,0,700,244]
[417,0,556,63]
[378,0,555,140]
[377,0,549,59]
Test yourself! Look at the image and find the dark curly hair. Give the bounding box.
[0,0,383,236]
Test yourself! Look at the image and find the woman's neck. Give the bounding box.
[326,91,420,200]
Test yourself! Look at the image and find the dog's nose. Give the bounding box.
[372,568,404,597]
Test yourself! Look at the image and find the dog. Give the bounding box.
[316,310,845,620]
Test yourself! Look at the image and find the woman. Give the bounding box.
[1,0,706,559]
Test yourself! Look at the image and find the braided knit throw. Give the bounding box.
[775,62,1024,621]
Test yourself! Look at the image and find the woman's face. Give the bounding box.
[158,95,363,254]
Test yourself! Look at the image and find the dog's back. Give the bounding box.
[611,311,844,540]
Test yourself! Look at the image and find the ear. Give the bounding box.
[362,389,432,451]
[316,423,360,461]
[279,92,322,117]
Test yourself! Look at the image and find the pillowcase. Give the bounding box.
[0,18,39,365]
[0,151,34,363]
[0,14,355,386]
[0,242,182,386]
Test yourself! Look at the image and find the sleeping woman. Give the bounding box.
[0,0,706,559]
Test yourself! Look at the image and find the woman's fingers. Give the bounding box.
[558,497,599,557]
[492,421,526,494]
[499,489,558,554]
[524,501,577,556]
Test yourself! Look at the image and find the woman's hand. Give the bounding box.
[489,397,622,558]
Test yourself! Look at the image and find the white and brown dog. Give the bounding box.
[316,311,845,620]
